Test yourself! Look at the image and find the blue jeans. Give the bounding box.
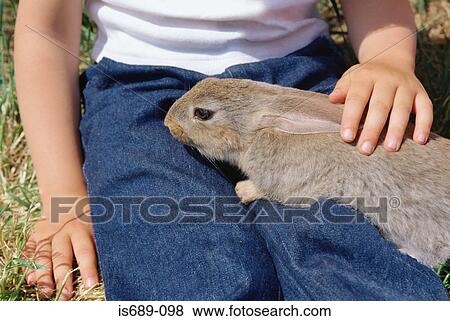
[79,37,448,300]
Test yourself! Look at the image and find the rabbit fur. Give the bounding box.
[164,77,450,267]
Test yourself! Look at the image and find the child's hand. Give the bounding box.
[23,204,98,300]
[329,60,433,155]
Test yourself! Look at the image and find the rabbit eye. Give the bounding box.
[194,108,214,121]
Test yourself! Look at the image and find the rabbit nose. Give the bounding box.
[164,116,191,143]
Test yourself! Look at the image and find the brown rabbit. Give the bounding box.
[164,77,450,268]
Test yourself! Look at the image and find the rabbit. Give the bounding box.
[164,77,450,268]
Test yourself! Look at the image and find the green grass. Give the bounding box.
[0,0,449,300]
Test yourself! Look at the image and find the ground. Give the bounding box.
[0,0,449,301]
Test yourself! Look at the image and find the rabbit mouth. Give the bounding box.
[164,116,192,144]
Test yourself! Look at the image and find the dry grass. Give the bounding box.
[0,0,449,301]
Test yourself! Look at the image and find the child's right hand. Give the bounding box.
[24,202,98,301]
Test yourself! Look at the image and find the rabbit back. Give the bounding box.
[240,126,450,266]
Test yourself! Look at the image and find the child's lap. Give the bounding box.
[79,37,448,300]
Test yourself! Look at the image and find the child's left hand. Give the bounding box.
[329,59,433,155]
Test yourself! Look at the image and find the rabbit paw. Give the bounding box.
[235,180,262,204]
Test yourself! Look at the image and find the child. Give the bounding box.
[14,0,447,300]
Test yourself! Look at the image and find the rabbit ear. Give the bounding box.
[253,88,345,135]
[260,112,341,135]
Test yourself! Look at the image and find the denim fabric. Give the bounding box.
[79,37,448,300]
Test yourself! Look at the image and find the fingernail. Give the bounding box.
[39,286,53,297]
[361,141,374,154]
[416,133,427,144]
[62,288,71,297]
[26,274,34,284]
[342,128,355,141]
[386,138,399,151]
[85,278,97,288]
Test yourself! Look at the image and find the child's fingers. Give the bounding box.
[71,230,99,289]
[340,80,374,142]
[51,234,74,300]
[413,92,433,144]
[33,238,55,298]
[357,83,397,155]
[383,87,414,152]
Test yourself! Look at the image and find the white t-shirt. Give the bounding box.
[87,0,328,75]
